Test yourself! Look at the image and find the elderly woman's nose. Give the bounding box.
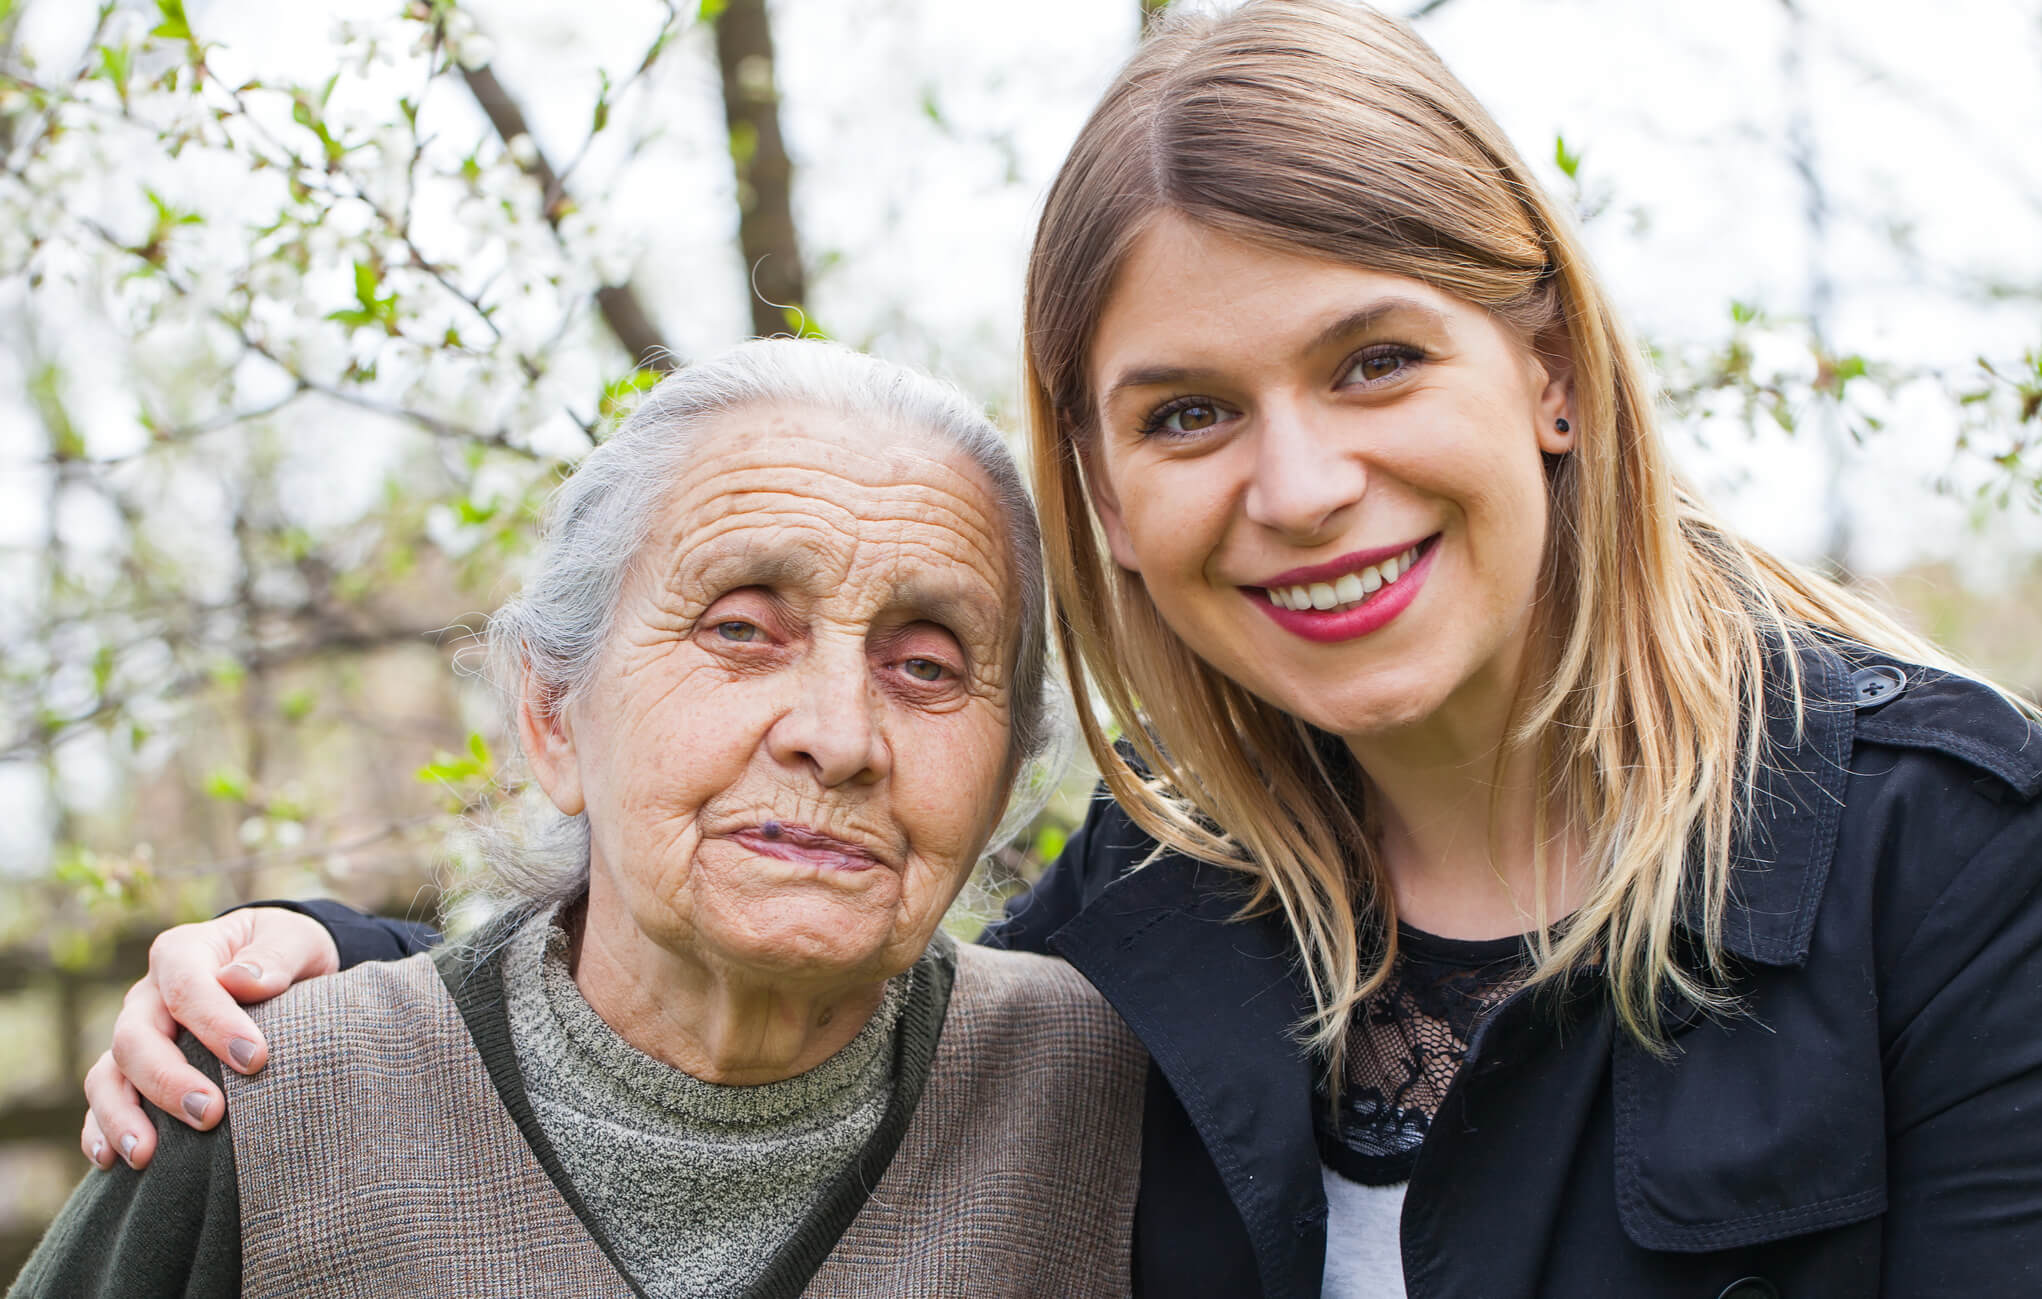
[1242,404,1368,540]
[766,655,892,786]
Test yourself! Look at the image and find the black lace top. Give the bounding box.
[1314,926,1532,1187]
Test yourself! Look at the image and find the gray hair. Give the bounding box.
[468,338,1064,913]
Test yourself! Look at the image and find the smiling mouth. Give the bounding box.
[1260,536,1439,613]
[731,821,885,872]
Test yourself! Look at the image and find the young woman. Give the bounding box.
[74,4,2042,1296]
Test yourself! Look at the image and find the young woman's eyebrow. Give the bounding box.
[1304,298,1452,352]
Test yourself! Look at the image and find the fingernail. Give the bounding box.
[225,960,263,981]
[229,1038,259,1070]
[119,1133,137,1165]
[182,1091,211,1123]
[91,1140,106,1166]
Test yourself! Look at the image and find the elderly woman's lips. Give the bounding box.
[731,821,885,871]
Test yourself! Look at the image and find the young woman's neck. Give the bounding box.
[1346,684,1582,942]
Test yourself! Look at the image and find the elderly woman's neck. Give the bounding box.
[564,897,890,1085]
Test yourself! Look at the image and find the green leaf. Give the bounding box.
[638,27,675,76]
[149,0,191,41]
[1729,299,1758,326]
[90,645,116,697]
[591,70,611,134]
[98,44,132,104]
[599,368,662,420]
[1033,824,1067,864]
[1553,133,1582,181]
[280,688,316,722]
[467,731,491,767]
[781,304,827,339]
[698,0,729,21]
[204,767,250,802]
[727,120,758,170]
[416,749,485,786]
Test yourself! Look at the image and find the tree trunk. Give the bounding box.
[713,0,809,339]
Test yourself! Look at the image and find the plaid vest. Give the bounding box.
[222,942,1143,1297]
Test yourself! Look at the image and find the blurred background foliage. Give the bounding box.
[0,0,2038,1267]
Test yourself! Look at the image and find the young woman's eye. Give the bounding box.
[1138,397,1231,438]
[715,620,763,643]
[1340,347,1421,387]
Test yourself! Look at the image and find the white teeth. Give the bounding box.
[1264,543,1424,615]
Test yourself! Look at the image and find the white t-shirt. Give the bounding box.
[1319,1167,1408,1299]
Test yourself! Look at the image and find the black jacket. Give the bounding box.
[982,639,2042,1298]
[310,639,2042,1298]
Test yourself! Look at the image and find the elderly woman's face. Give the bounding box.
[529,404,1016,986]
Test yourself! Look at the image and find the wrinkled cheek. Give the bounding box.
[600,805,703,913]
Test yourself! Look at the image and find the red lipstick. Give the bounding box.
[1255,536,1433,589]
[1248,536,1438,644]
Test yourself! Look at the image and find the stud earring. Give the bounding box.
[1554,417,1571,434]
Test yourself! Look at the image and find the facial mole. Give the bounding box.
[762,820,784,840]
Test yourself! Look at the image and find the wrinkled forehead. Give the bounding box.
[648,403,1015,634]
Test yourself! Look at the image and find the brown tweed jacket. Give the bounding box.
[222,939,1145,1298]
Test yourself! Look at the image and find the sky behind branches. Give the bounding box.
[1,0,2038,871]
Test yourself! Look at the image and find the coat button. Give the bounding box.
[1716,1278,1780,1299]
[1849,664,1906,709]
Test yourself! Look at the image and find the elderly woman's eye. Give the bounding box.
[902,658,948,682]
[715,620,762,642]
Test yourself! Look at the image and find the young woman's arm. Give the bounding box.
[78,901,435,1171]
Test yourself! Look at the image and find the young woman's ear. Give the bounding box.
[1078,445,1144,574]
[1531,322,1577,455]
[516,673,586,816]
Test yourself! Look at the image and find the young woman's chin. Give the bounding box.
[1267,674,1455,750]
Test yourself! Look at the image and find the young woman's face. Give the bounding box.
[1084,214,1573,747]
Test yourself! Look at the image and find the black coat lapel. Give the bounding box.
[1048,852,1324,1299]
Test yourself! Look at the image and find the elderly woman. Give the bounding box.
[12,341,1144,1298]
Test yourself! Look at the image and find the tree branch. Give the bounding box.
[456,61,677,370]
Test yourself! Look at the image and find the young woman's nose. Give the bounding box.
[1241,402,1367,541]
[766,650,891,787]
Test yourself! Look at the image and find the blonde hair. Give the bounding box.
[1022,0,1970,1060]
